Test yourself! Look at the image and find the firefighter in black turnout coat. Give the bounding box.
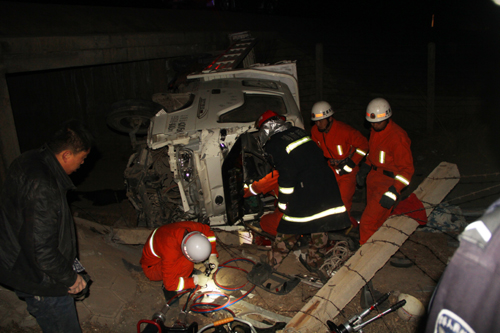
[255,110,350,268]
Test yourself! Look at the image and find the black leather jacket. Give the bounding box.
[0,145,78,296]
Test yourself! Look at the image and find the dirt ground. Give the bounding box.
[72,124,500,333]
[4,127,498,333]
[33,122,494,333]
[61,173,463,333]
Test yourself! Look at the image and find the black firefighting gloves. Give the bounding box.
[356,162,371,187]
[379,185,399,209]
[338,158,356,176]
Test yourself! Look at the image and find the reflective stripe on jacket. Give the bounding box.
[263,126,350,235]
[311,120,369,170]
[366,120,414,192]
[140,221,217,292]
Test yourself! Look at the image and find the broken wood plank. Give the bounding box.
[285,162,460,333]
[74,216,112,234]
[74,217,153,244]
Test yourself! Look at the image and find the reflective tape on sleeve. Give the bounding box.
[207,236,216,243]
[278,202,287,210]
[395,174,410,186]
[279,186,294,194]
[343,165,353,173]
[336,145,343,156]
[249,184,258,196]
[465,220,492,242]
[355,148,367,156]
[383,191,397,201]
[379,151,385,164]
[282,205,346,223]
[149,228,160,258]
[176,277,185,291]
[286,137,312,154]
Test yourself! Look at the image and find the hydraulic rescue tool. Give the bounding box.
[205,262,216,276]
[137,304,198,333]
[327,292,406,333]
[137,258,288,333]
[138,312,285,333]
[198,317,286,333]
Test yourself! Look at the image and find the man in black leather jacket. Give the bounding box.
[0,120,93,332]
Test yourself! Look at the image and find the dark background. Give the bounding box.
[2,0,500,208]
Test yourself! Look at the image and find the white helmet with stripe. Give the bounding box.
[311,101,334,121]
[181,231,211,263]
[366,98,392,122]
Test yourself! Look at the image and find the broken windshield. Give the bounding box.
[218,94,287,123]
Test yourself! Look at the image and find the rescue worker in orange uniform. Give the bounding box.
[310,101,369,227]
[140,221,219,302]
[356,98,414,244]
[243,170,282,236]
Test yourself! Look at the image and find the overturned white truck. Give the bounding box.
[110,34,304,229]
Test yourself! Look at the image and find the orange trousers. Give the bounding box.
[359,171,393,244]
[260,208,283,236]
[334,166,358,217]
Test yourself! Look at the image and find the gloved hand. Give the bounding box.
[208,254,219,273]
[193,273,210,287]
[379,185,399,209]
[338,158,356,176]
[356,162,371,187]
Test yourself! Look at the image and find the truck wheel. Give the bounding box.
[107,99,163,135]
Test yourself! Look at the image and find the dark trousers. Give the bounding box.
[16,291,81,333]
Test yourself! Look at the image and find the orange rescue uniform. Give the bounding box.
[359,120,414,244]
[244,171,282,236]
[311,120,369,217]
[140,221,218,291]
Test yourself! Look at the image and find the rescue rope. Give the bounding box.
[319,241,352,277]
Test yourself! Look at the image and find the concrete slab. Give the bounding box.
[88,265,120,290]
[76,301,92,323]
[84,288,124,319]
[110,274,137,303]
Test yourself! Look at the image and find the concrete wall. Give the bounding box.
[0,30,234,185]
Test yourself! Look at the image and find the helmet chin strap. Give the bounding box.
[318,117,333,133]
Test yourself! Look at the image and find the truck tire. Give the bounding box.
[107,99,163,135]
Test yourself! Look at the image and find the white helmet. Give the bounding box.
[311,101,334,121]
[366,98,392,122]
[181,231,211,263]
